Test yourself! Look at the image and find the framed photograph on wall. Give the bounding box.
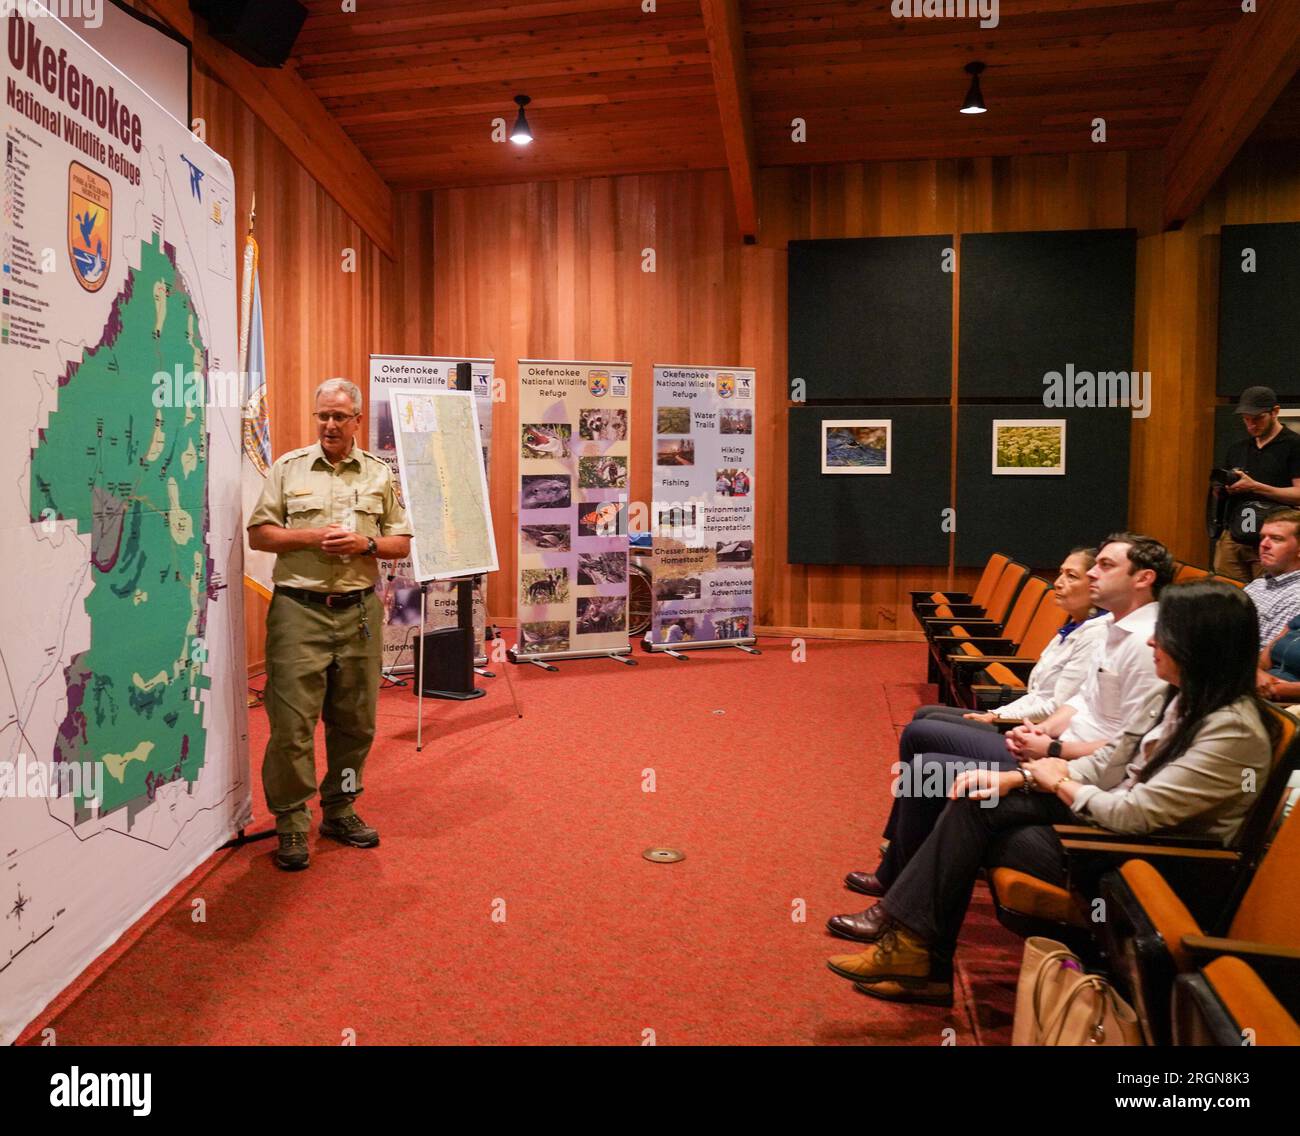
[992,419,1067,476]
[821,419,892,474]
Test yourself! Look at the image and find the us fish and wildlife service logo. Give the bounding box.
[716,372,736,399]
[68,162,111,293]
[588,370,609,397]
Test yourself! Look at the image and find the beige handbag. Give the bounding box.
[1012,937,1143,1046]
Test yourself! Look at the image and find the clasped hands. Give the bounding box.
[947,723,1070,801]
[319,525,369,557]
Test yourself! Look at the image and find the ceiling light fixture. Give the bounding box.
[510,95,534,145]
[960,62,987,115]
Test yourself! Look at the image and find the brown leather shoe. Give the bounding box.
[854,977,954,1007]
[827,923,932,983]
[827,903,890,942]
[844,870,886,897]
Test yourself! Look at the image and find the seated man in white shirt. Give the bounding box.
[1005,533,1174,763]
[834,533,1174,936]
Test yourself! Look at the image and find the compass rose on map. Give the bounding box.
[7,886,30,927]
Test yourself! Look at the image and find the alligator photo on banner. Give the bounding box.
[512,360,633,662]
[1,6,249,1045]
[648,365,757,650]
[368,356,494,670]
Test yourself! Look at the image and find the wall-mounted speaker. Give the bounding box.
[190,0,308,68]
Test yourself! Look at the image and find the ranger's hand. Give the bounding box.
[321,526,366,556]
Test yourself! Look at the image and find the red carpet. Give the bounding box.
[19,639,1022,1045]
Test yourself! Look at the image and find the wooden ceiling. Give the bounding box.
[291,0,1282,193]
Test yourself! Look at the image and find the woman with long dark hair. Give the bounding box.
[825,581,1277,1006]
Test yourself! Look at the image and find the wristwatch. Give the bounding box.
[1047,740,1063,758]
[365,537,378,557]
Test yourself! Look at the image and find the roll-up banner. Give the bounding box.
[512,360,634,662]
[369,355,494,669]
[647,365,757,651]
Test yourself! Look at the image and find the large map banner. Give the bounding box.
[1,6,249,1044]
[368,355,494,670]
[512,360,633,662]
[648,364,757,650]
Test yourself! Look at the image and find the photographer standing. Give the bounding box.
[1211,386,1300,582]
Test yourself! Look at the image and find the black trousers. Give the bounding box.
[878,716,1020,886]
[911,704,1001,732]
[880,791,1077,959]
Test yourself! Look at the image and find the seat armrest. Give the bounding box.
[948,654,1038,669]
[924,618,1001,634]
[1063,842,1242,905]
[1182,935,1300,965]
[911,589,972,603]
[1052,826,1221,850]
[922,603,987,618]
[911,590,971,604]
[1059,839,1238,861]
[931,635,1012,652]
[968,661,1037,681]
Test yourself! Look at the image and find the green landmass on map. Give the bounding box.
[29,232,210,816]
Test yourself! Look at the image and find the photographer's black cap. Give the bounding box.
[1235,385,1279,414]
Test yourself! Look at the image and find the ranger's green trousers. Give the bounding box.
[262,590,383,834]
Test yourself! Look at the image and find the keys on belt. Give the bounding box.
[276,585,374,610]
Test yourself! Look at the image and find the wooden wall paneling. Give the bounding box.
[189,63,404,670]
[180,65,1300,652]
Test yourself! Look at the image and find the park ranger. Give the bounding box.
[248,378,412,870]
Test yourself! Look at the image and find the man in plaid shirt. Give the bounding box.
[1245,508,1300,648]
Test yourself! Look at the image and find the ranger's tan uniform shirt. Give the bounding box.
[248,442,413,592]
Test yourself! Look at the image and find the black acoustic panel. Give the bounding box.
[1213,405,1242,470]
[1217,223,1300,399]
[191,0,308,67]
[787,236,953,400]
[788,405,951,566]
[954,406,1130,569]
[959,229,1137,400]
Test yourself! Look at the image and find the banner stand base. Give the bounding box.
[507,647,635,669]
[509,650,559,672]
[640,637,761,657]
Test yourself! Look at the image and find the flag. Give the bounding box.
[239,231,274,598]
